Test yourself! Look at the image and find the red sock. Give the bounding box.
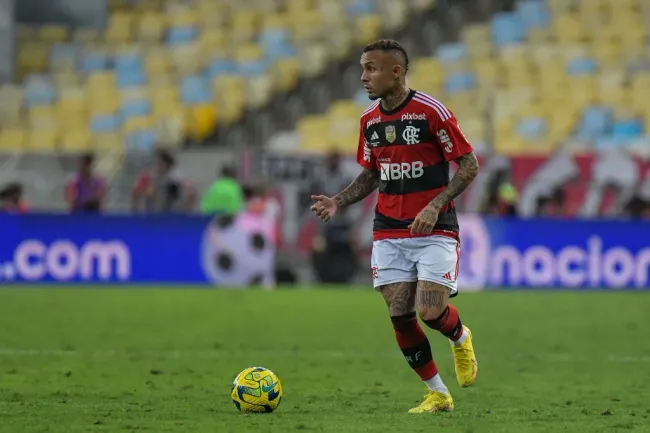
[391,312,438,380]
[423,305,464,341]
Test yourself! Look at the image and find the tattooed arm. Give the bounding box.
[430,151,479,210]
[333,168,380,209]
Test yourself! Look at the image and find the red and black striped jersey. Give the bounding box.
[356,89,473,241]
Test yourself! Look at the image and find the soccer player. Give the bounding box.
[311,39,479,413]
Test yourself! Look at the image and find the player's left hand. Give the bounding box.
[408,204,440,235]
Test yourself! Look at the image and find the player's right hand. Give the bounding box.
[310,195,338,222]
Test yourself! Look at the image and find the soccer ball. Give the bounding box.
[231,366,283,413]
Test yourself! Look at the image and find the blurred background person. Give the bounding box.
[64,153,106,213]
[200,165,244,216]
[132,149,195,213]
[0,182,28,213]
[310,206,359,284]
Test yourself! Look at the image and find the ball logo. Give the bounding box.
[201,212,276,287]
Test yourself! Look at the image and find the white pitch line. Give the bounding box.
[0,348,648,363]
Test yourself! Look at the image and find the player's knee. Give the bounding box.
[416,304,448,322]
[390,311,418,331]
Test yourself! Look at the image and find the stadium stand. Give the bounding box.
[1,0,426,155]
[283,0,650,157]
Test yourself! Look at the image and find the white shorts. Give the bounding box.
[371,236,460,296]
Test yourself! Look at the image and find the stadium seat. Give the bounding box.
[575,105,613,140]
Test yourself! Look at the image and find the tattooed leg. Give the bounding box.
[382,282,447,389]
[418,280,464,342]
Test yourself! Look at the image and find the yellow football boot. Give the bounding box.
[408,391,454,414]
[451,325,478,387]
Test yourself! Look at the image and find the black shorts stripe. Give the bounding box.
[373,209,459,233]
[378,161,449,195]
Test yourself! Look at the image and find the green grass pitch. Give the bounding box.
[0,287,649,432]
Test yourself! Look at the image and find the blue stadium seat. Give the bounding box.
[50,43,78,63]
[566,57,598,76]
[180,75,211,104]
[516,0,551,30]
[575,106,612,139]
[611,118,644,139]
[264,43,296,61]
[79,51,108,73]
[115,52,143,74]
[166,26,198,45]
[444,72,476,94]
[122,98,152,118]
[516,117,547,139]
[91,114,121,133]
[126,129,157,153]
[593,137,627,149]
[354,89,368,105]
[259,29,291,47]
[24,76,56,106]
[206,58,236,77]
[346,0,376,16]
[117,70,147,89]
[436,43,468,63]
[237,60,268,77]
[491,12,525,46]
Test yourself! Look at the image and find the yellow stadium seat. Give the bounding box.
[553,14,586,44]
[199,28,227,53]
[167,7,199,27]
[28,106,58,131]
[245,75,272,109]
[108,0,128,10]
[547,0,572,14]
[95,133,123,150]
[354,15,382,45]
[296,43,328,77]
[216,92,245,125]
[0,128,26,152]
[261,13,289,30]
[462,24,491,47]
[87,71,116,91]
[212,75,245,94]
[527,27,552,44]
[187,104,217,141]
[52,71,81,87]
[270,58,300,92]
[38,25,69,43]
[0,108,22,128]
[592,43,621,69]
[72,28,99,43]
[473,58,501,88]
[122,116,153,134]
[60,129,91,153]
[0,84,23,106]
[89,95,119,116]
[289,11,324,42]
[26,130,58,152]
[58,108,87,130]
[135,0,165,12]
[18,42,48,74]
[105,12,135,43]
[16,25,38,41]
[169,43,202,76]
[144,47,170,75]
[138,12,166,42]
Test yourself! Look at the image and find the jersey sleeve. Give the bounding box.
[429,106,473,162]
[356,117,377,170]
